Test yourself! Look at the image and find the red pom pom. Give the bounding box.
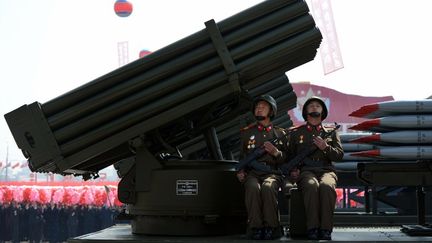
[23,187,32,202]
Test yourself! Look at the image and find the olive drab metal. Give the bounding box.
[4,0,321,236]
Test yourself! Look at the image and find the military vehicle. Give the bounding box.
[5,0,320,236]
[4,0,432,241]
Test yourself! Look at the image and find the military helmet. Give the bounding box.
[302,96,328,121]
[252,95,277,118]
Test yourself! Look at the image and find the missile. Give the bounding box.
[334,162,359,171]
[342,152,379,161]
[350,130,432,144]
[341,143,376,152]
[349,100,432,119]
[339,132,373,143]
[351,146,432,160]
[334,161,418,171]
[349,115,432,132]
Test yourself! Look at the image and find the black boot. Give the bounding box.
[251,227,263,240]
[319,229,332,240]
[263,227,273,240]
[307,228,320,240]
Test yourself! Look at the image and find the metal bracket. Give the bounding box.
[135,146,163,192]
[205,19,241,90]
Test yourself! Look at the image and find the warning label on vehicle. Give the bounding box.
[176,180,198,195]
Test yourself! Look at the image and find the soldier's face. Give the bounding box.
[254,101,271,118]
[306,101,323,114]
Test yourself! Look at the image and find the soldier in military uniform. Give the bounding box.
[236,95,289,240]
[286,96,343,240]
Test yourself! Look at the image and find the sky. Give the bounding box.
[1,0,432,162]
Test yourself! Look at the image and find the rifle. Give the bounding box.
[280,123,341,175]
[235,137,279,173]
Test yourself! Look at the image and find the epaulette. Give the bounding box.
[240,123,256,132]
[290,124,305,131]
[323,125,336,131]
[274,126,287,135]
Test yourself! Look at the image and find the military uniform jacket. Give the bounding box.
[239,123,289,174]
[287,123,344,172]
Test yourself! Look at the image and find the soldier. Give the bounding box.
[236,95,289,240]
[287,96,343,240]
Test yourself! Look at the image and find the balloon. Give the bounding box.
[139,49,151,58]
[114,0,133,18]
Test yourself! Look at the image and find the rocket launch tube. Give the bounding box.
[53,20,317,144]
[43,0,303,116]
[58,28,321,155]
[46,1,311,129]
[4,0,321,173]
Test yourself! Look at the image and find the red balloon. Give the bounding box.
[114,0,133,17]
[139,49,151,58]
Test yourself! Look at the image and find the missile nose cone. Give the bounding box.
[349,104,379,118]
[349,119,380,131]
[351,149,380,158]
[350,134,380,143]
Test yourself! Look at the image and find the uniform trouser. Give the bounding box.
[244,173,281,228]
[283,177,297,196]
[297,170,337,231]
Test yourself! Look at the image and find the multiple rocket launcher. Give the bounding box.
[4,0,321,177]
[338,100,432,171]
[4,0,323,235]
[10,0,430,213]
[2,0,326,235]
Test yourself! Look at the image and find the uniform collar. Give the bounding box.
[257,123,273,132]
[306,122,322,132]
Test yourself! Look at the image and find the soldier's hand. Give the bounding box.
[236,170,247,183]
[313,136,328,150]
[264,141,281,157]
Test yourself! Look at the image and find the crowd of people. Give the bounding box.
[0,201,125,243]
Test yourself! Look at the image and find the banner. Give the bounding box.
[288,82,394,132]
[310,0,344,75]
